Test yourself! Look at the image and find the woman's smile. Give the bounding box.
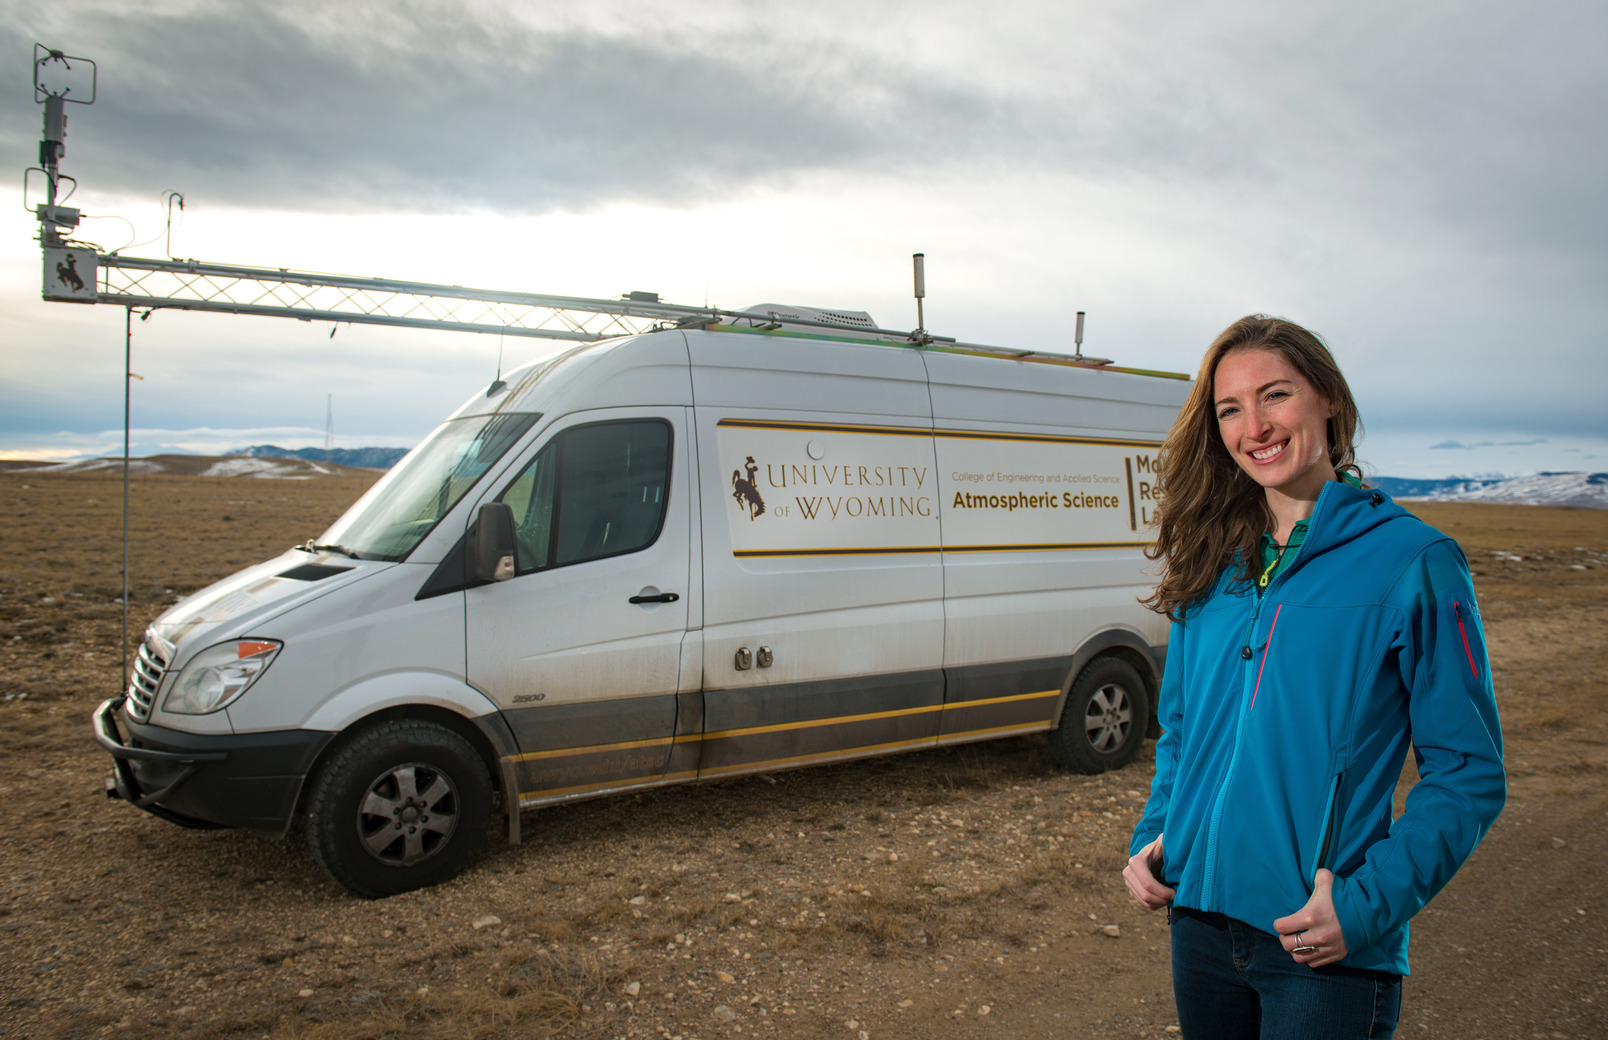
[1249,440,1288,462]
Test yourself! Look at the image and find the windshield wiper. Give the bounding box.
[298,540,363,559]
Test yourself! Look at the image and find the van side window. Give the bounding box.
[497,420,671,573]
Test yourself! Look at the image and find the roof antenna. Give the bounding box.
[1071,310,1113,366]
[486,327,508,397]
[910,253,932,345]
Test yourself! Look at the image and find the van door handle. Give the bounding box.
[628,592,680,604]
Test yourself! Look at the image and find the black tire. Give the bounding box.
[306,719,493,898]
[1048,657,1150,774]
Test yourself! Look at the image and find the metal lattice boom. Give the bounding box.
[95,255,715,341]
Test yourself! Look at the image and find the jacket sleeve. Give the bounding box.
[1330,538,1506,951]
[1130,619,1187,857]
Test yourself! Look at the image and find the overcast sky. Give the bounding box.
[2,0,1604,477]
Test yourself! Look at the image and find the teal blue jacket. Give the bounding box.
[1130,481,1505,974]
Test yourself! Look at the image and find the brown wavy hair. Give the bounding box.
[1142,315,1363,620]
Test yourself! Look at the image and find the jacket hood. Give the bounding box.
[1294,479,1413,569]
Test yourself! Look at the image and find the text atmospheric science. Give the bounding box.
[950,491,1122,511]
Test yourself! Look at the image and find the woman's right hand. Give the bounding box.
[1124,835,1176,909]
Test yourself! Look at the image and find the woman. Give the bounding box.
[1123,315,1505,1039]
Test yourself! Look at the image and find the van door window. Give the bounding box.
[497,419,671,574]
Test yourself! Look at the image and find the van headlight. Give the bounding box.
[163,640,282,715]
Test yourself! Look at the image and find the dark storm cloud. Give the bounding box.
[3,2,997,214]
[5,0,1604,277]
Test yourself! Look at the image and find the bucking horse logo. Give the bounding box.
[55,253,86,293]
[732,455,765,520]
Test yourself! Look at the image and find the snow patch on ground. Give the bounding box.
[200,458,303,478]
[22,459,163,474]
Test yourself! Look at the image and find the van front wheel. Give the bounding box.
[307,719,493,898]
[1049,658,1149,774]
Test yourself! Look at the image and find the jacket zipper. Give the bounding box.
[1306,772,1343,882]
[1200,591,1268,903]
[1200,482,1338,902]
[1453,601,1481,679]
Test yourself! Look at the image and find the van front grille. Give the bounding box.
[126,639,169,721]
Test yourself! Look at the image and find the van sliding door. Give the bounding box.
[688,332,945,778]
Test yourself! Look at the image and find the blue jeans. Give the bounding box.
[1169,907,1401,1040]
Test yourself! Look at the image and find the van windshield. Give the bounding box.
[317,411,540,561]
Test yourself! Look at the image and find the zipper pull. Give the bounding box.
[1259,551,1280,588]
[1453,600,1483,679]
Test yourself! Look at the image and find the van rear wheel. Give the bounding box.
[1049,657,1149,774]
[307,719,492,898]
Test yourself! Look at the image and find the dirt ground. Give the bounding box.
[1,468,1604,1040]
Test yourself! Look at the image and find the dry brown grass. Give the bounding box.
[2,479,1604,1040]
[268,950,626,1040]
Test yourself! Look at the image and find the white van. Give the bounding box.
[94,310,1188,897]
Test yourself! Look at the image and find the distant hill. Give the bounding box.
[1374,472,1608,509]
[4,454,381,479]
[1369,476,1508,498]
[226,445,408,469]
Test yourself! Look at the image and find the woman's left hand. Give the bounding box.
[1272,868,1350,968]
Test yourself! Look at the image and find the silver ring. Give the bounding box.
[1292,930,1318,954]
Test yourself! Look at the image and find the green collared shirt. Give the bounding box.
[1257,472,1364,591]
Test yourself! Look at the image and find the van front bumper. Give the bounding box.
[94,696,332,834]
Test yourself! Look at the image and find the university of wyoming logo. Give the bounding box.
[55,253,86,293]
[731,455,765,520]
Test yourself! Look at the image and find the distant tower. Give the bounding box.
[325,394,334,460]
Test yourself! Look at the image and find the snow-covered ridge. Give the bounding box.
[1375,472,1608,509]
[0,454,374,479]
[226,444,408,469]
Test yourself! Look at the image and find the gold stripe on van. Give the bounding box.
[513,688,1064,799]
[696,691,1059,778]
[703,702,945,742]
[946,688,1061,711]
[732,545,942,558]
[933,428,1162,448]
[697,734,941,778]
[736,546,1151,562]
[512,734,681,763]
[735,540,1151,558]
[703,687,1058,743]
[716,418,932,437]
[942,540,1152,553]
[717,417,1165,450]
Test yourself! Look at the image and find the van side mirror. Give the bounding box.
[472,502,517,582]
